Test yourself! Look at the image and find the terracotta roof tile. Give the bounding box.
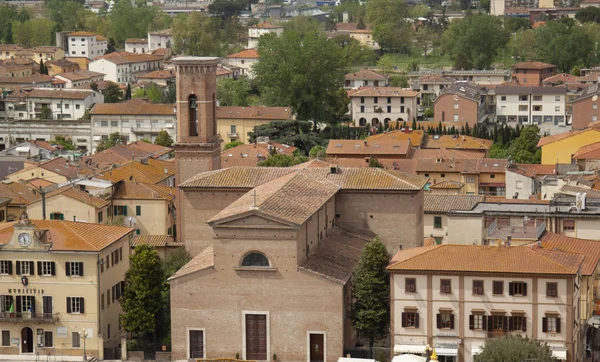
[573,141,600,160]
[539,232,600,275]
[367,129,425,148]
[0,220,132,252]
[125,38,148,44]
[349,86,419,98]
[55,70,104,81]
[96,158,175,184]
[221,142,297,167]
[298,228,370,284]
[537,128,600,147]
[388,244,582,275]
[30,185,110,208]
[126,142,173,158]
[26,88,96,100]
[113,181,175,200]
[419,75,452,83]
[26,157,79,179]
[424,194,484,212]
[559,184,600,198]
[27,140,56,152]
[137,69,175,79]
[216,106,292,120]
[424,135,492,150]
[68,31,98,36]
[0,181,40,206]
[132,234,181,247]
[513,61,557,70]
[94,51,163,65]
[345,69,387,81]
[429,180,465,189]
[169,245,214,280]
[326,139,411,156]
[226,49,259,59]
[411,148,486,159]
[506,163,557,178]
[209,172,340,225]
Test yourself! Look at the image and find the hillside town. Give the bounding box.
[2,0,600,362]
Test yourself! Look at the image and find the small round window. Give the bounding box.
[241,252,270,267]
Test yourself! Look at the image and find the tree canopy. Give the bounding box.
[475,335,555,362]
[217,77,251,106]
[154,130,173,147]
[443,15,509,70]
[102,82,123,103]
[249,120,327,155]
[576,6,600,23]
[253,29,348,124]
[96,132,125,152]
[351,236,390,348]
[257,153,309,167]
[367,0,412,52]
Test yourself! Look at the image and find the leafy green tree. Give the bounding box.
[172,12,220,56]
[576,6,600,23]
[125,84,132,101]
[504,16,531,32]
[102,82,123,103]
[121,245,166,349]
[208,0,245,20]
[507,125,541,163]
[369,157,384,168]
[443,15,509,69]
[475,335,554,362]
[0,6,19,43]
[164,83,176,103]
[367,0,412,52]
[282,16,321,35]
[351,236,390,349]
[39,106,52,120]
[96,132,124,152]
[106,1,165,46]
[534,20,596,72]
[217,77,251,106]
[249,120,326,155]
[53,136,76,150]
[389,75,409,88]
[377,55,395,75]
[154,130,174,147]
[45,0,90,33]
[90,81,99,92]
[332,35,376,66]
[133,83,164,103]
[12,18,57,47]
[253,30,347,124]
[309,145,326,159]
[224,140,243,150]
[257,153,309,167]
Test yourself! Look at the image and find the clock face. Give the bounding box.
[18,233,32,247]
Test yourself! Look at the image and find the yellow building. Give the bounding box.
[0,181,41,222]
[5,158,79,184]
[28,46,66,62]
[0,44,23,60]
[537,127,600,164]
[216,106,293,148]
[111,180,176,236]
[0,214,134,360]
[26,186,110,223]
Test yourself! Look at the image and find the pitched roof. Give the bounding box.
[345,69,387,81]
[149,28,172,36]
[0,44,22,51]
[424,135,492,150]
[27,140,56,152]
[26,178,55,189]
[573,141,600,160]
[424,194,484,212]
[94,51,163,65]
[506,163,557,178]
[559,184,600,198]
[32,185,110,208]
[221,142,297,167]
[26,88,95,100]
[168,245,214,280]
[126,141,173,158]
[539,232,600,275]
[429,180,465,190]
[574,84,600,103]
[419,75,452,84]
[437,82,483,102]
[180,166,428,191]
[494,85,566,95]
[250,21,283,29]
[132,234,181,247]
[542,73,581,85]
[137,69,175,79]
[96,158,175,184]
[298,228,369,284]
[90,102,175,116]
[348,86,419,98]
[35,157,79,179]
[0,181,39,206]
[55,70,104,81]
[388,244,583,275]
[0,220,132,252]
[209,172,340,225]
[125,38,148,44]
[367,129,425,148]
[68,31,98,36]
[412,148,486,159]
[216,106,292,120]
[82,144,153,169]
[112,181,175,200]
[513,61,557,70]
[0,75,53,85]
[537,128,600,147]
[326,139,411,156]
[226,49,259,59]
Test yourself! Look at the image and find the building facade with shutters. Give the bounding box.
[388,244,582,362]
[0,215,134,360]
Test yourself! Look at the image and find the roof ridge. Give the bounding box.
[387,244,444,268]
[57,220,99,250]
[527,246,583,274]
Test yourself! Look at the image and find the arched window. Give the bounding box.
[188,94,198,137]
[241,252,270,267]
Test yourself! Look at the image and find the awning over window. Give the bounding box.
[552,350,567,360]
[435,348,457,356]
[93,136,101,141]
[394,345,427,354]
[15,146,30,153]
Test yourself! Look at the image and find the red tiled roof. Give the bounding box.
[226,49,259,59]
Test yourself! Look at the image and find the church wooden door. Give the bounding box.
[246,314,267,360]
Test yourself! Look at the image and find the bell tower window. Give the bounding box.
[189,94,198,137]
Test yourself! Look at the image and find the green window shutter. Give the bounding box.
[136,229,140,235]
[59,214,64,220]
[50,214,54,220]
[136,206,141,216]
[123,206,127,216]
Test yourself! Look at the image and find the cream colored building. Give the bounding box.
[6,157,79,184]
[0,45,23,61]
[26,186,110,223]
[247,22,283,49]
[423,195,484,245]
[0,215,134,360]
[111,181,176,236]
[216,106,293,147]
[223,49,259,78]
[388,244,582,362]
[349,87,419,127]
[495,86,567,125]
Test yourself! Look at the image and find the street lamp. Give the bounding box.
[81,328,88,361]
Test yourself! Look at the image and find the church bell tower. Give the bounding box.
[172,57,221,242]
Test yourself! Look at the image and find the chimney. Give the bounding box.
[364,141,367,146]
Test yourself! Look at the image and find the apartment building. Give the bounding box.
[424,194,484,245]
[90,103,177,152]
[433,83,486,126]
[66,32,107,60]
[24,88,103,120]
[54,70,105,89]
[513,61,558,86]
[247,21,283,49]
[537,126,600,164]
[411,75,452,104]
[495,86,567,126]
[124,39,149,54]
[148,29,172,52]
[89,52,163,84]
[5,157,78,184]
[389,244,580,362]
[0,214,134,360]
[44,59,80,77]
[216,106,293,147]
[224,49,259,78]
[0,60,33,78]
[571,84,600,130]
[345,69,388,89]
[26,185,110,223]
[0,44,23,61]
[349,87,419,127]
[408,70,512,87]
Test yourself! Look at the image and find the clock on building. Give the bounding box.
[18,233,32,247]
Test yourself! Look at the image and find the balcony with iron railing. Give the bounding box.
[0,311,59,323]
[486,219,546,240]
[227,132,239,139]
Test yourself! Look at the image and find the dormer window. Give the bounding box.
[241,252,270,267]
